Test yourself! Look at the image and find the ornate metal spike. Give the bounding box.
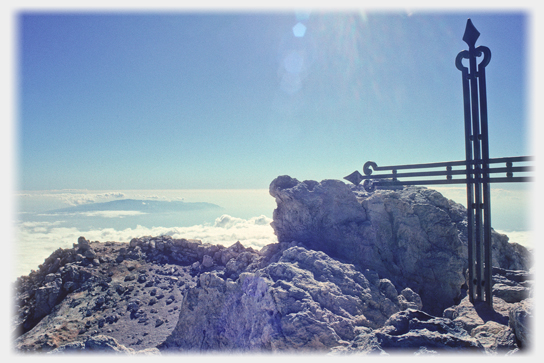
[462,19,480,49]
[344,170,364,186]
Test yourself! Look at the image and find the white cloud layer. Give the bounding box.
[59,192,127,206]
[13,212,532,280]
[494,230,532,249]
[80,210,147,218]
[13,214,277,279]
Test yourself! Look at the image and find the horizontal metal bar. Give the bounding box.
[368,155,533,173]
[377,179,470,186]
[487,166,533,174]
[488,176,534,183]
[364,169,464,180]
[369,176,533,187]
[486,156,533,164]
[370,160,464,172]
[358,165,532,181]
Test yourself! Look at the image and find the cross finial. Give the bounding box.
[462,19,480,49]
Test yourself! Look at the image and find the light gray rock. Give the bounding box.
[492,267,532,303]
[160,245,423,352]
[509,298,532,348]
[471,321,517,353]
[14,177,533,354]
[491,234,532,271]
[76,236,91,250]
[83,248,97,259]
[225,251,258,279]
[202,254,214,268]
[493,283,529,303]
[449,296,510,334]
[48,335,157,354]
[269,176,531,315]
[398,288,423,310]
[33,281,62,320]
[332,309,483,354]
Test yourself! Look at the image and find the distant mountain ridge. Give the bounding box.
[47,199,223,214]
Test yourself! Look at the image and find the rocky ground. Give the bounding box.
[13,237,197,352]
[13,177,534,354]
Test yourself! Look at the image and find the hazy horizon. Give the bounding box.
[13,184,532,279]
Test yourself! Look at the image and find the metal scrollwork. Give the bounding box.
[476,45,491,70]
[362,179,376,192]
[455,50,470,73]
[363,161,377,176]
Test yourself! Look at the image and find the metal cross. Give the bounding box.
[344,19,533,308]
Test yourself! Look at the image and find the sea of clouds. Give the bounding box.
[15,213,532,281]
[13,189,281,279]
[13,186,533,280]
[14,213,277,279]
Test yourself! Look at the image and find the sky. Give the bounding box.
[16,10,532,191]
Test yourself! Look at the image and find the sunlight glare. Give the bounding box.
[293,22,307,37]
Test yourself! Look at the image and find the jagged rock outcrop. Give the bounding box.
[14,176,532,354]
[332,262,532,355]
[14,236,260,352]
[159,245,422,352]
[269,176,531,315]
[14,235,531,354]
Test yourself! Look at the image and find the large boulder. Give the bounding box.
[269,176,531,315]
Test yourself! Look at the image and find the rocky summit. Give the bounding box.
[13,176,533,354]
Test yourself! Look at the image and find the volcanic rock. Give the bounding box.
[159,245,422,352]
[49,335,159,354]
[269,176,531,315]
[509,298,533,349]
[331,309,483,354]
[13,177,532,354]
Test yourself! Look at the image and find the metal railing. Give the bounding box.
[344,19,534,309]
[345,156,533,191]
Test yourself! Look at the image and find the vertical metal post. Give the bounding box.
[456,19,493,307]
[468,32,484,302]
[456,45,475,303]
[478,44,493,307]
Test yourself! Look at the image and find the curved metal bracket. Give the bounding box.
[455,50,470,73]
[476,45,491,70]
[362,179,376,192]
[363,161,377,176]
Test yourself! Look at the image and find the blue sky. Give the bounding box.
[17,11,531,190]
